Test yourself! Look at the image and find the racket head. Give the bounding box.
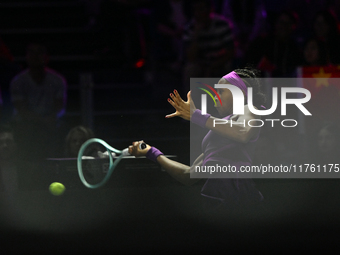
[77,138,121,189]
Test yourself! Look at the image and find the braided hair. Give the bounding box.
[233,67,266,109]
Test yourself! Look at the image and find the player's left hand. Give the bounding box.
[128,140,151,157]
[166,90,196,120]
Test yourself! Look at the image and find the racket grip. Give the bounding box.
[139,142,147,150]
[98,151,116,158]
[122,148,130,156]
[122,143,147,156]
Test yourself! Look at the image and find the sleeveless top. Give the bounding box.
[200,114,264,205]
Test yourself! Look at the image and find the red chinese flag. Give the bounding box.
[298,66,340,134]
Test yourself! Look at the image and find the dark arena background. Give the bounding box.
[0,0,340,253]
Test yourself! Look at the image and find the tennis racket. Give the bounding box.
[77,138,146,189]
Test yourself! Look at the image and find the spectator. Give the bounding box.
[182,0,235,92]
[284,0,332,41]
[0,87,2,119]
[0,124,46,192]
[331,1,340,22]
[246,10,303,77]
[262,0,290,30]
[0,124,18,192]
[221,0,267,60]
[312,10,340,65]
[302,37,330,66]
[64,125,95,158]
[10,43,67,160]
[0,37,20,124]
[81,0,102,29]
[64,125,110,184]
[313,123,340,164]
[10,43,66,123]
[307,122,340,208]
[152,0,190,70]
[94,0,145,63]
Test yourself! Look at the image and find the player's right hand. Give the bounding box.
[128,140,151,157]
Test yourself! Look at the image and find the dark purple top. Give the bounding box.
[200,114,264,205]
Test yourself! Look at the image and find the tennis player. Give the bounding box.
[129,67,266,210]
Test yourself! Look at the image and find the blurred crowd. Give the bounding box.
[73,0,340,80]
[0,0,340,190]
[147,0,340,79]
[1,0,340,121]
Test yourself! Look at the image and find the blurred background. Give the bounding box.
[0,0,340,161]
[0,0,340,253]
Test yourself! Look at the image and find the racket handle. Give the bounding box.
[139,142,147,150]
[122,148,130,156]
[98,151,116,158]
[122,143,147,156]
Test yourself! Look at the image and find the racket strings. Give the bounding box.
[77,138,125,189]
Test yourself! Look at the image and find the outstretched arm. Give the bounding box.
[156,155,201,185]
[128,141,202,186]
[166,90,260,143]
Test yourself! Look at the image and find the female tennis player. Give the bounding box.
[128,67,266,210]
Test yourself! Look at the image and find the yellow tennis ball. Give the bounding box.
[49,182,65,196]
